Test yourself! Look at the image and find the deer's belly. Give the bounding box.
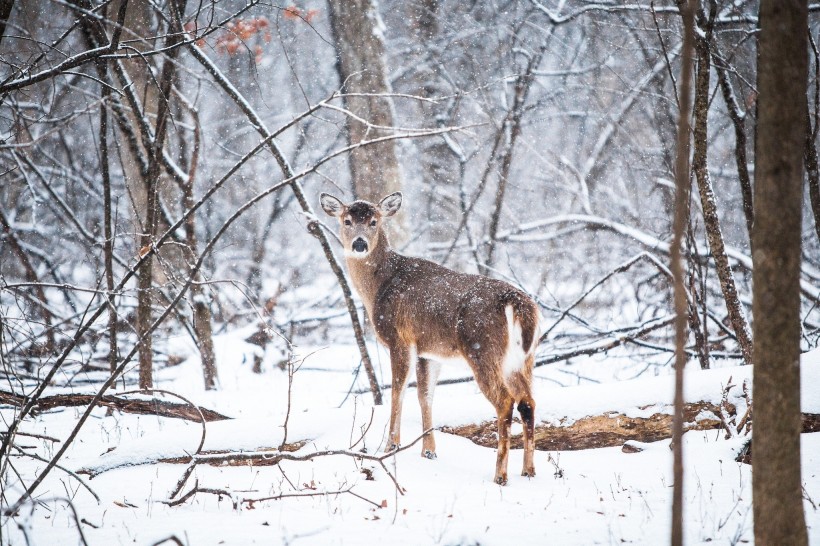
[417,350,470,368]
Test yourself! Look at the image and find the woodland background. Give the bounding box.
[1,0,819,544]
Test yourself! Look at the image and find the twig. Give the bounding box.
[167,481,380,510]
[10,446,99,503]
[0,431,59,443]
[165,430,431,511]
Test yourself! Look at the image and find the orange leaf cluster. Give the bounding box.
[282,5,320,22]
[215,17,272,58]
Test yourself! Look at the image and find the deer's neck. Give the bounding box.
[345,230,396,315]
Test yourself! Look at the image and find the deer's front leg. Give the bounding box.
[416,358,442,459]
[387,343,413,452]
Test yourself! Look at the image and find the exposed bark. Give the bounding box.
[327,0,403,229]
[752,1,809,544]
[691,3,754,366]
[670,2,696,545]
[444,401,729,452]
[449,410,820,454]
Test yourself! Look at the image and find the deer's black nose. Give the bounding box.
[352,238,368,253]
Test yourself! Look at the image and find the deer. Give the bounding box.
[320,191,540,485]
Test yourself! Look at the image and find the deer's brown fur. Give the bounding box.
[320,192,539,484]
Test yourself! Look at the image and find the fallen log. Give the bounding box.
[0,390,231,422]
[443,404,820,452]
[735,413,820,465]
[156,442,307,466]
[442,402,728,451]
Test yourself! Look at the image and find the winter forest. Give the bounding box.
[1,0,819,544]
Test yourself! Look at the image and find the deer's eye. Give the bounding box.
[344,219,352,226]
[370,220,377,227]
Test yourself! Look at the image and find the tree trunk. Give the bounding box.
[326,0,403,221]
[670,3,696,545]
[137,0,187,389]
[691,5,754,366]
[180,104,218,390]
[405,1,461,246]
[752,1,809,544]
[99,71,118,375]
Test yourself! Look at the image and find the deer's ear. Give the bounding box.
[378,192,402,217]
[320,193,345,217]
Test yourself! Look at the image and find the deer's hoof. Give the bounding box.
[522,468,536,478]
[386,442,400,453]
[494,475,508,486]
[422,449,437,460]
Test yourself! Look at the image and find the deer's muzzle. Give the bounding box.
[352,237,368,254]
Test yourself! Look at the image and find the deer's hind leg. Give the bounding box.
[518,394,536,477]
[469,361,516,485]
[460,306,517,484]
[491,388,516,485]
[416,357,442,459]
[509,356,536,477]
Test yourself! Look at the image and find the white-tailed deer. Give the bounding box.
[320,192,539,484]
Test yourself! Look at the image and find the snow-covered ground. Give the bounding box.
[3,333,819,545]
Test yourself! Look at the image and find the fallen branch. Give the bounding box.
[164,429,432,506]
[0,390,230,422]
[535,315,677,366]
[717,377,752,439]
[165,479,381,510]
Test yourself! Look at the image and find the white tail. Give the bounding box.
[321,192,540,484]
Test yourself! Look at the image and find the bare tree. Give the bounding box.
[752,1,810,544]
[327,0,403,210]
[690,0,754,366]
[670,3,696,545]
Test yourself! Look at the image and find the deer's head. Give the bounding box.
[320,192,402,258]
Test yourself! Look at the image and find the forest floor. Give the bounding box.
[2,331,819,545]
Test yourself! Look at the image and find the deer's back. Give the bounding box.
[371,254,538,362]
